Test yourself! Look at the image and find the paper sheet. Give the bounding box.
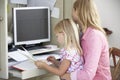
[10,0,27,4]
[51,7,60,18]
[8,51,28,62]
[17,49,36,62]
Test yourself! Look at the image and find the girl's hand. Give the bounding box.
[34,60,47,69]
[60,73,71,80]
[47,56,56,63]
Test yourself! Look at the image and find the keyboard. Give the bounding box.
[29,48,59,55]
[26,46,47,51]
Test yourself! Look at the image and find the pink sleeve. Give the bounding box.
[77,33,103,80]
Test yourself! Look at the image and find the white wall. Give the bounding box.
[95,0,120,48]
[63,0,75,19]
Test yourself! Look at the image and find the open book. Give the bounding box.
[10,49,37,71]
[17,49,36,62]
[10,47,60,71]
[12,60,37,71]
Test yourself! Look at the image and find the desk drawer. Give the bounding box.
[9,68,48,79]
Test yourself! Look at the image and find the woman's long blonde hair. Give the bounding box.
[54,19,83,55]
[73,0,105,34]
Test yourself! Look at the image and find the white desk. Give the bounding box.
[8,47,60,79]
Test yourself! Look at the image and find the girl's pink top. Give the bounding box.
[76,27,112,80]
[60,48,84,73]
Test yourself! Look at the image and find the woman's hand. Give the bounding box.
[47,56,56,64]
[34,60,48,69]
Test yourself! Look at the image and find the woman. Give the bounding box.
[62,0,112,80]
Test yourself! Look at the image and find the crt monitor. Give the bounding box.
[13,7,50,46]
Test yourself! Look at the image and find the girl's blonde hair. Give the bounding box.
[54,19,82,55]
[73,0,105,34]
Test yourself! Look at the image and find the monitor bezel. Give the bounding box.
[13,7,50,45]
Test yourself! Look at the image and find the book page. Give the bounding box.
[17,49,36,62]
[12,60,37,71]
[8,51,28,62]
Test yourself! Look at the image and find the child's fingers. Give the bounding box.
[34,60,47,68]
[35,60,43,66]
[47,56,54,59]
[34,60,40,65]
[47,56,54,61]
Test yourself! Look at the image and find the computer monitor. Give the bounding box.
[13,7,50,46]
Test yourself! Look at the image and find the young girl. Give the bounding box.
[64,0,111,80]
[35,19,84,80]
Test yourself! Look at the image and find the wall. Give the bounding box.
[63,0,75,19]
[94,0,120,48]
[51,0,76,46]
[50,0,63,45]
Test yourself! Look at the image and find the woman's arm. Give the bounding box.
[35,59,71,76]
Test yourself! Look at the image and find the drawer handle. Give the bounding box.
[0,17,3,21]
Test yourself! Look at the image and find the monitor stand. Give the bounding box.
[8,44,19,52]
[22,43,46,51]
[8,43,54,52]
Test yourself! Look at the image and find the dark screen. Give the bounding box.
[16,9,49,42]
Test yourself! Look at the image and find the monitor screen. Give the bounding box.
[13,7,50,45]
